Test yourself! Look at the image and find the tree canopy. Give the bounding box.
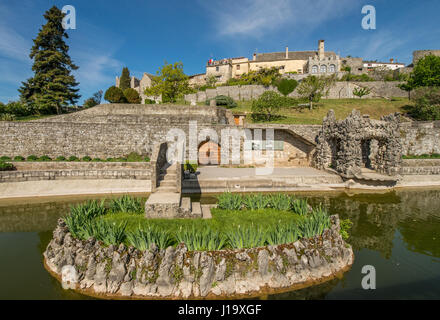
[19,6,80,114]
[119,67,131,90]
[144,62,191,103]
[297,75,335,110]
[411,55,440,87]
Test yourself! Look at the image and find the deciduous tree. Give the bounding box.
[144,62,191,103]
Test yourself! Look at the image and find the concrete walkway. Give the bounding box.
[183,166,345,193]
[197,167,338,179]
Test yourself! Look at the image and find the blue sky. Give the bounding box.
[0,0,439,104]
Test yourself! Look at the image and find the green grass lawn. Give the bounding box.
[102,208,303,234]
[231,98,413,125]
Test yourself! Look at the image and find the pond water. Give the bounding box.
[0,189,439,300]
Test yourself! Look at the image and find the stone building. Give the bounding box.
[115,72,160,104]
[205,40,342,84]
[413,50,440,65]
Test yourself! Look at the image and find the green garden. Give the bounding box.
[63,193,347,252]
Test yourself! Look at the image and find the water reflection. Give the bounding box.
[0,189,439,299]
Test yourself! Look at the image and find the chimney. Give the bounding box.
[115,76,120,88]
[318,40,325,60]
[390,58,394,64]
[253,53,257,61]
[285,46,289,59]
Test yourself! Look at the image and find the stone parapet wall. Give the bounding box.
[401,159,440,175]
[10,162,151,171]
[43,215,353,299]
[0,167,152,183]
[400,122,440,156]
[184,81,407,103]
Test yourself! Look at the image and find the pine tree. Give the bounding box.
[19,6,80,114]
[119,67,131,90]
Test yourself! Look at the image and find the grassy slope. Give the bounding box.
[231,98,413,125]
[102,208,303,234]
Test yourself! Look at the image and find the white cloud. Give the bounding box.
[74,51,123,90]
[202,0,359,37]
[0,24,32,63]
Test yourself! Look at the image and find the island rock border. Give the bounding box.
[43,215,354,299]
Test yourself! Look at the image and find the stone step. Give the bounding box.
[159,173,177,181]
[201,205,212,219]
[180,197,192,213]
[159,179,177,187]
[156,186,178,193]
[191,202,202,217]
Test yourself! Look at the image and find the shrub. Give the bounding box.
[125,152,143,162]
[4,101,34,117]
[0,161,15,171]
[290,198,309,215]
[93,220,127,246]
[13,156,25,162]
[206,95,237,109]
[276,79,298,96]
[243,194,270,210]
[226,225,267,249]
[268,193,291,211]
[410,87,440,120]
[353,87,371,99]
[109,195,142,214]
[123,88,141,104]
[176,226,226,251]
[217,193,242,210]
[184,161,198,173]
[92,158,104,162]
[144,98,156,104]
[68,156,80,162]
[82,156,92,162]
[26,155,38,161]
[38,155,52,162]
[266,223,300,245]
[83,98,98,109]
[251,91,282,121]
[64,200,107,239]
[298,205,331,238]
[0,113,16,121]
[104,86,126,103]
[126,226,174,250]
[339,219,353,240]
[55,156,67,161]
[0,156,11,161]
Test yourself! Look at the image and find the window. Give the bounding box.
[216,66,219,72]
[311,65,318,74]
[329,64,336,73]
[320,65,327,73]
[252,141,284,151]
[236,65,240,70]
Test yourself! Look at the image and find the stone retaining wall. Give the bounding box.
[401,159,440,175]
[43,215,354,299]
[0,162,152,183]
[184,81,407,103]
[400,122,440,156]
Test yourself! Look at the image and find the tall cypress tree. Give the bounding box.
[19,6,80,114]
[119,67,131,90]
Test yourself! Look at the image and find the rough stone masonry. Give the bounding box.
[44,215,353,299]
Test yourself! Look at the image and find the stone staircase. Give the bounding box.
[156,163,178,193]
[145,163,212,219]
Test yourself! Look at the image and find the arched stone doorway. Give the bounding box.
[198,140,221,165]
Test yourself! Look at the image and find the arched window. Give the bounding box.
[311,65,318,74]
[329,64,336,73]
[320,65,327,73]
